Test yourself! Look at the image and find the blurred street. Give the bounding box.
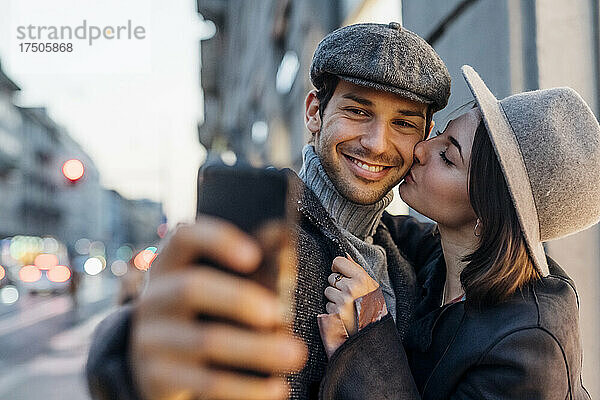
[0,274,117,400]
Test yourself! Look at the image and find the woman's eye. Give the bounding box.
[439,150,454,166]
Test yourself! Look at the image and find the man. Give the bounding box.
[86,22,450,400]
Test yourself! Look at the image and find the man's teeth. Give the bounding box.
[350,157,385,173]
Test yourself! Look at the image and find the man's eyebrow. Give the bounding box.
[342,93,425,119]
[341,93,373,107]
[448,136,464,162]
[396,109,425,119]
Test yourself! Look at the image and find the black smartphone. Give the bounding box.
[196,165,297,300]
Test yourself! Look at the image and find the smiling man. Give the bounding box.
[87,22,450,400]
[306,80,430,204]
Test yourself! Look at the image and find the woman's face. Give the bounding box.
[399,107,481,230]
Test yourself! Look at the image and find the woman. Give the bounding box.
[317,66,600,399]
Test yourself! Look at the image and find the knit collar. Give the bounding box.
[298,145,393,240]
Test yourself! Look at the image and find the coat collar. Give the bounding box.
[285,169,351,257]
[286,169,419,339]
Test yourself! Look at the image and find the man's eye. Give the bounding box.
[393,120,416,128]
[347,108,368,116]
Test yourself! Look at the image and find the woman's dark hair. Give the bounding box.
[314,73,433,137]
[461,119,540,309]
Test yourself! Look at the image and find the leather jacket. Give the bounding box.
[320,216,591,400]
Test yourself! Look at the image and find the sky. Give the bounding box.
[0,0,214,225]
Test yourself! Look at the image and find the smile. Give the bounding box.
[345,155,388,173]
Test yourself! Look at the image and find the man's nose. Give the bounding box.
[359,121,388,154]
[413,140,427,165]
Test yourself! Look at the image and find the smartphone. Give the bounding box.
[196,165,297,304]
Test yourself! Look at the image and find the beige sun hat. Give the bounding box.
[462,65,600,276]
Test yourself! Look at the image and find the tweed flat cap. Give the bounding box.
[310,22,451,112]
[462,65,600,276]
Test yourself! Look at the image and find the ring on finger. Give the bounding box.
[333,273,344,289]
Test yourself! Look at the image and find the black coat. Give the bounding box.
[320,216,591,400]
[86,172,421,400]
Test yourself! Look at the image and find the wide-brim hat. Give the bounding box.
[462,65,600,276]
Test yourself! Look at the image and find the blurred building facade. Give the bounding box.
[197,0,600,396]
[0,64,24,238]
[0,59,165,276]
[101,190,165,263]
[197,0,368,168]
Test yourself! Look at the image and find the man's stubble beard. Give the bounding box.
[314,133,400,206]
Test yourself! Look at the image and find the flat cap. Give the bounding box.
[310,22,451,112]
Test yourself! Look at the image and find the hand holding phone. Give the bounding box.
[130,215,306,400]
[196,165,298,319]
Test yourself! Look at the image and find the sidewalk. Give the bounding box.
[0,308,114,400]
[0,274,118,400]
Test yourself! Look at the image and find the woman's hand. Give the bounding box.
[324,255,379,336]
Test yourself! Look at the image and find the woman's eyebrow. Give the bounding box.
[448,136,464,162]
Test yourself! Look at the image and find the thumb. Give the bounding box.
[345,252,356,263]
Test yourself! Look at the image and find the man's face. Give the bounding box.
[305,80,429,205]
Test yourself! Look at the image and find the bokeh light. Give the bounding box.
[42,237,59,254]
[34,253,59,270]
[10,236,44,265]
[133,248,158,271]
[62,159,85,181]
[116,245,134,262]
[0,285,19,304]
[47,265,71,283]
[19,265,42,282]
[157,223,168,238]
[89,241,106,257]
[220,150,237,166]
[75,238,91,255]
[110,260,128,276]
[84,257,103,275]
[0,265,5,281]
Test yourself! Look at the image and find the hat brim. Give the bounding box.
[337,75,442,112]
[461,65,549,276]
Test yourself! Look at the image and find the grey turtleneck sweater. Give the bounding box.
[298,145,396,320]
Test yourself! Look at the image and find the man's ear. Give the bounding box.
[305,90,321,134]
[426,120,435,139]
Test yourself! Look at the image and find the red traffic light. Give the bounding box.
[62,159,84,182]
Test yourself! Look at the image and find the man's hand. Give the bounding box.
[130,216,307,400]
[324,256,379,336]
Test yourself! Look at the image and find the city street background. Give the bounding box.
[0,0,599,399]
[0,274,116,399]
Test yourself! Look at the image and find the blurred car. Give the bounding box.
[19,257,72,295]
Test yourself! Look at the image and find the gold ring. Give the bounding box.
[333,273,344,289]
